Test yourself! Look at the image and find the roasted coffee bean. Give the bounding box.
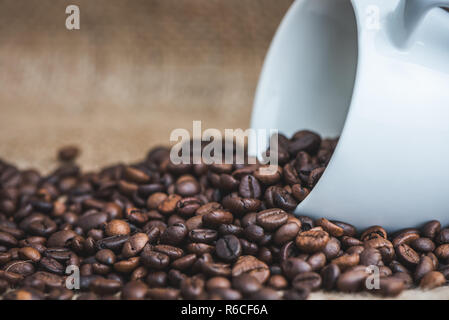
[58,146,80,161]
[152,244,184,260]
[410,237,435,253]
[331,221,356,237]
[392,231,420,247]
[323,237,341,260]
[105,220,130,237]
[364,237,395,263]
[206,277,231,291]
[239,175,262,199]
[113,257,140,273]
[360,248,382,266]
[189,229,217,244]
[274,222,300,245]
[202,262,231,277]
[76,212,108,233]
[171,254,197,271]
[419,271,446,289]
[284,287,310,300]
[370,277,405,297]
[321,264,340,291]
[396,243,420,267]
[281,258,312,279]
[146,271,167,288]
[288,130,321,156]
[18,247,41,263]
[248,287,282,300]
[216,235,242,262]
[435,244,449,260]
[232,274,262,295]
[307,252,326,271]
[0,232,18,247]
[361,226,387,241]
[436,228,449,245]
[121,281,148,300]
[267,274,288,290]
[96,235,129,252]
[180,276,205,299]
[160,223,188,245]
[337,269,369,293]
[232,256,270,284]
[331,253,360,271]
[315,218,344,237]
[244,224,265,242]
[90,278,122,295]
[40,257,64,275]
[95,249,116,265]
[422,220,441,240]
[296,229,330,253]
[122,233,149,258]
[415,255,435,282]
[141,250,170,270]
[292,271,321,291]
[256,208,288,231]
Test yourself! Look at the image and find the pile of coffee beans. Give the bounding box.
[0,130,448,300]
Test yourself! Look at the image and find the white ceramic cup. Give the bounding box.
[250,0,449,230]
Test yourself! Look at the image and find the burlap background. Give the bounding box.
[1,0,448,299]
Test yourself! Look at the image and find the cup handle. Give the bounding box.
[400,0,449,46]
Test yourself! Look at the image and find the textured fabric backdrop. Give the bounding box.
[0,0,448,299]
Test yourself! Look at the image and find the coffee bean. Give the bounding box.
[361,226,387,241]
[95,249,116,265]
[284,287,310,300]
[315,218,344,237]
[332,253,360,271]
[288,130,321,155]
[322,237,341,260]
[161,223,188,245]
[189,229,218,244]
[90,278,122,295]
[141,250,170,270]
[105,220,130,237]
[58,146,79,162]
[337,269,369,293]
[18,247,41,262]
[124,167,151,184]
[232,256,270,284]
[422,220,441,240]
[281,257,312,279]
[415,255,435,282]
[202,209,233,227]
[371,277,405,297]
[267,274,288,290]
[420,271,446,289]
[0,232,18,247]
[248,287,281,300]
[321,264,340,290]
[436,228,449,244]
[360,248,382,266]
[410,237,435,253]
[231,273,261,295]
[292,272,321,291]
[396,243,420,267]
[122,233,149,258]
[307,252,326,271]
[274,222,300,245]
[121,281,148,300]
[295,229,330,253]
[216,235,242,262]
[256,208,288,231]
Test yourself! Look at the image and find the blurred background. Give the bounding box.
[0,0,293,172]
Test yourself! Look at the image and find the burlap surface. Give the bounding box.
[1,0,448,299]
